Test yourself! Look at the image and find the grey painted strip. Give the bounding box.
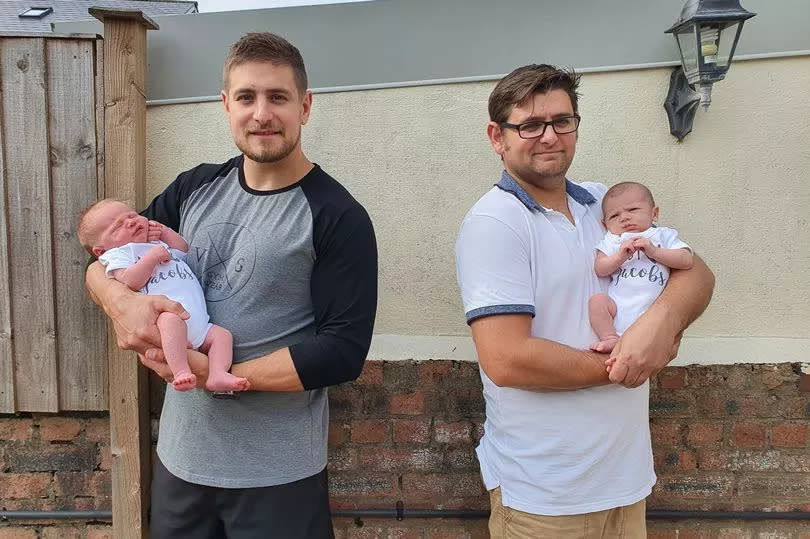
[56,0,810,103]
[145,49,810,107]
[366,335,810,365]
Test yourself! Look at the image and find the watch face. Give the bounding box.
[211,390,237,399]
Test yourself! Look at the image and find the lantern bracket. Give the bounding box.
[664,67,701,142]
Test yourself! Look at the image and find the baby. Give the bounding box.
[78,199,250,393]
[589,182,694,355]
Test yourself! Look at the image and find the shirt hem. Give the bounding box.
[498,478,655,516]
[156,449,326,488]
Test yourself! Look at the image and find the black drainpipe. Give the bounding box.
[2,507,809,522]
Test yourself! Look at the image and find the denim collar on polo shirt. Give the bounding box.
[495,170,596,212]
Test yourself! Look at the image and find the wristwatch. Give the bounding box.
[211,390,236,399]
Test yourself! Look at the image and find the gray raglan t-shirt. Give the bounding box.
[143,156,377,488]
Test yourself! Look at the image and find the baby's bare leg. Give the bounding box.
[156,312,197,391]
[199,325,250,392]
[588,293,619,353]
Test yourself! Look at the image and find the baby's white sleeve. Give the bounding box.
[595,233,619,255]
[657,227,691,251]
[97,246,136,277]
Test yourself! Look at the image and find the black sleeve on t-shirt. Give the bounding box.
[141,157,242,229]
[290,173,378,390]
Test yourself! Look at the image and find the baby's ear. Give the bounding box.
[91,246,105,257]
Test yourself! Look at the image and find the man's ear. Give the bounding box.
[221,89,230,112]
[487,121,505,155]
[300,90,312,125]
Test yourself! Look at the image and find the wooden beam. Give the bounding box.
[92,10,157,538]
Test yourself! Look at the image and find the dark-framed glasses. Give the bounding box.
[499,115,581,139]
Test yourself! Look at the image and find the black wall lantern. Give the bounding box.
[664,0,756,141]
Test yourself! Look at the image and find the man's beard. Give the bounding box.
[238,129,300,164]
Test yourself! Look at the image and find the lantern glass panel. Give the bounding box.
[715,22,741,67]
[675,25,699,77]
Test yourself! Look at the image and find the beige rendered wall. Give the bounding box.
[146,56,810,365]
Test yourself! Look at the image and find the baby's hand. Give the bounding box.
[632,237,655,255]
[148,245,171,264]
[147,220,164,242]
[619,239,636,259]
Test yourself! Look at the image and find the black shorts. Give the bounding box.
[150,457,334,539]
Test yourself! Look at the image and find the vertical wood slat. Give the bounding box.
[47,38,108,411]
[0,40,15,412]
[94,11,157,538]
[2,38,58,412]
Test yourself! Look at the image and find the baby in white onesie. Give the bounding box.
[78,199,249,393]
[589,182,694,356]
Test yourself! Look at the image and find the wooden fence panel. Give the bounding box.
[47,38,108,411]
[2,38,59,412]
[0,74,13,413]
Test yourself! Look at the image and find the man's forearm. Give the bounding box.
[230,347,305,392]
[472,315,610,390]
[86,261,132,314]
[648,253,714,334]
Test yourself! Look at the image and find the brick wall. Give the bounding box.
[2,362,809,537]
[0,414,111,537]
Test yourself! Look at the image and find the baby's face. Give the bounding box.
[90,201,149,254]
[602,188,659,235]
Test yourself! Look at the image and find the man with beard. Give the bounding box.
[85,33,377,538]
[455,64,713,537]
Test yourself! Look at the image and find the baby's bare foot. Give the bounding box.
[206,372,251,392]
[590,336,619,353]
[171,373,197,391]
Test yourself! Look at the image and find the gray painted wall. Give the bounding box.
[56,0,809,102]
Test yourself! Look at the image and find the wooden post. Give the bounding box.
[90,9,159,539]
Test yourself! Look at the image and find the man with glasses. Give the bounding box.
[455,64,714,537]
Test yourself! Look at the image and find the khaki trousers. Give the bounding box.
[488,487,647,539]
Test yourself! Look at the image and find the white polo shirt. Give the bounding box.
[455,171,655,516]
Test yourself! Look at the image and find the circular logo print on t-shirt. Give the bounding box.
[187,222,256,302]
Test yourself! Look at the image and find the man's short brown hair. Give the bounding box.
[222,32,308,95]
[488,64,581,124]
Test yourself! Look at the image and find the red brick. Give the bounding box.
[329,423,348,447]
[359,447,443,472]
[87,527,114,539]
[38,417,82,441]
[84,418,110,442]
[737,473,810,497]
[650,421,682,446]
[771,423,808,447]
[350,420,390,444]
[434,421,472,444]
[346,527,386,539]
[327,448,358,472]
[0,529,38,539]
[53,471,93,497]
[686,423,724,446]
[427,529,468,539]
[653,473,733,498]
[355,360,383,386]
[417,361,452,387]
[98,444,112,471]
[0,419,33,441]
[393,419,430,444]
[658,368,686,389]
[0,473,52,499]
[401,473,484,498]
[42,527,82,539]
[731,423,766,448]
[390,392,426,415]
[329,472,395,496]
[386,527,424,539]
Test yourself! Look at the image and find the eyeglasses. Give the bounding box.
[499,115,581,139]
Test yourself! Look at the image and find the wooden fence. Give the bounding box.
[0,33,106,413]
